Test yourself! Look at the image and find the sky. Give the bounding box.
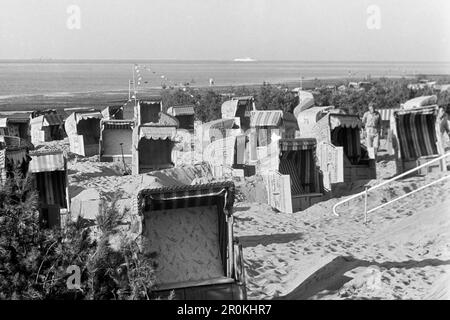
[0,0,449,61]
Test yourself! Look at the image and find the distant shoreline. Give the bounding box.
[1,59,450,64]
[0,74,447,112]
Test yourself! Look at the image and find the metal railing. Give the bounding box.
[333,152,450,223]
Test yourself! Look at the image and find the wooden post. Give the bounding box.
[364,186,369,224]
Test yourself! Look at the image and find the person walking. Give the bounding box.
[437,106,450,151]
[362,102,381,157]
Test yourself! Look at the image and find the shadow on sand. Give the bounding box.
[276,255,450,300]
[238,232,304,248]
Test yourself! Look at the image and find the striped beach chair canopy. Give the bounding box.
[393,105,439,160]
[101,119,134,130]
[138,181,235,214]
[250,110,299,130]
[136,124,177,141]
[29,150,66,173]
[279,138,317,151]
[75,111,103,123]
[167,105,195,117]
[379,108,399,121]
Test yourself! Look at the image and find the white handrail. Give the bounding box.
[332,152,450,219]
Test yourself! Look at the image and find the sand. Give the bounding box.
[35,138,450,299]
[234,142,450,300]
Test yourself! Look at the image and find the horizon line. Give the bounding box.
[0,58,449,64]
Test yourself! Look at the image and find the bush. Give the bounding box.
[0,175,155,300]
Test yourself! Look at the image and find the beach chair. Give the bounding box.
[221,96,256,132]
[0,144,31,185]
[29,150,70,228]
[99,119,134,164]
[167,105,195,131]
[136,182,246,300]
[261,138,324,213]
[390,105,447,176]
[296,107,376,187]
[65,111,103,156]
[30,114,66,144]
[132,113,179,174]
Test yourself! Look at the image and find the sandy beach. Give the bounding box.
[33,137,450,300]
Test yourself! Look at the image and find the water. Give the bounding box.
[0,60,449,98]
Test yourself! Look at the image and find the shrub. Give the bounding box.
[0,176,155,300]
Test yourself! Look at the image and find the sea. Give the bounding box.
[0,60,449,110]
[1,60,450,97]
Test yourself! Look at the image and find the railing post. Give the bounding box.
[364,186,368,224]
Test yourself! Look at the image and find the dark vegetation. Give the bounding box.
[0,173,154,300]
[160,77,450,122]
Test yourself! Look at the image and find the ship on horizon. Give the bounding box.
[233,57,256,62]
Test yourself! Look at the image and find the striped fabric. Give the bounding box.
[279,138,316,151]
[168,105,195,116]
[43,114,65,126]
[140,182,235,212]
[250,111,282,127]
[34,171,67,208]
[102,120,134,130]
[279,158,305,195]
[29,151,65,173]
[299,149,315,193]
[379,108,398,121]
[0,149,5,168]
[278,137,318,194]
[395,110,438,160]
[139,126,177,141]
